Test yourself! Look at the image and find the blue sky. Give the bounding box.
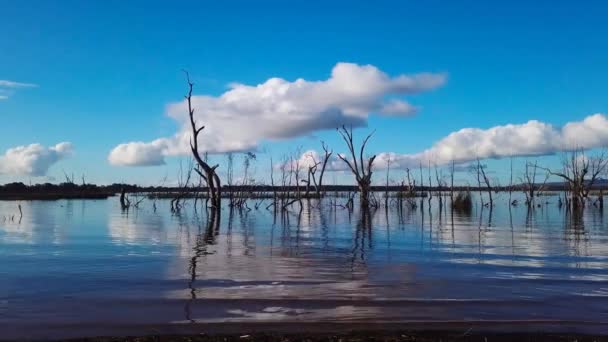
[1,1,607,185]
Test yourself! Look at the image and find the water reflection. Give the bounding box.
[1,194,608,339]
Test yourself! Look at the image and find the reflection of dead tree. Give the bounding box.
[542,149,608,209]
[336,126,377,208]
[184,71,221,209]
[185,207,220,322]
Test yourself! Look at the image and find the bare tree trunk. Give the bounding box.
[336,126,376,209]
[450,160,455,205]
[184,72,222,209]
[120,187,130,210]
[478,158,493,206]
[509,157,513,205]
[317,141,333,198]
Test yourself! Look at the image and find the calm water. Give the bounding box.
[1,195,608,339]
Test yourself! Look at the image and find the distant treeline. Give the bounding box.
[1,180,607,201]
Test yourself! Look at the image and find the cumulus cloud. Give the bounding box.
[284,114,608,174]
[108,139,169,166]
[0,142,73,176]
[0,79,37,100]
[374,113,608,170]
[108,62,446,166]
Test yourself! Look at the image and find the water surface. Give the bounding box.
[1,195,607,339]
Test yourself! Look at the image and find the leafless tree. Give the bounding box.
[119,187,130,210]
[521,160,549,207]
[427,160,433,205]
[184,71,222,209]
[477,158,493,206]
[450,160,455,205]
[301,151,321,198]
[385,156,392,200]
[434,163,446,208]
[283,148,304,211]
[509,157,514,205]
[316,141,333,197]
[543,149,608,209]
[336,125,377,208]
[171,158,194,213]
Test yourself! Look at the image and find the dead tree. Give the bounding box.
[283,148,303,211]
[450,160,455,205]
[509,157,514,205]
[171,159,194,213]
[119,187,130,210]
[520,161,548,207]
[543,149,608,209]
[477,158,493,206]
[316,141,333,197]
[302,143,334,199]
[427,160,433,205]
[184,72,221,209]
[336,125,377,208]
[418,161,425,208]
[434,163,445,209]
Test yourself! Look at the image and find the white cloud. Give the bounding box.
[0,80,37,88]
[108,62,446,166]
[374,113,608,170]
[108,139,169,166]
[0,142,73,176]
[0,79,37,100]
[284,114,608,174]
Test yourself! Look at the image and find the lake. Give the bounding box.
[1,194,607,339]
